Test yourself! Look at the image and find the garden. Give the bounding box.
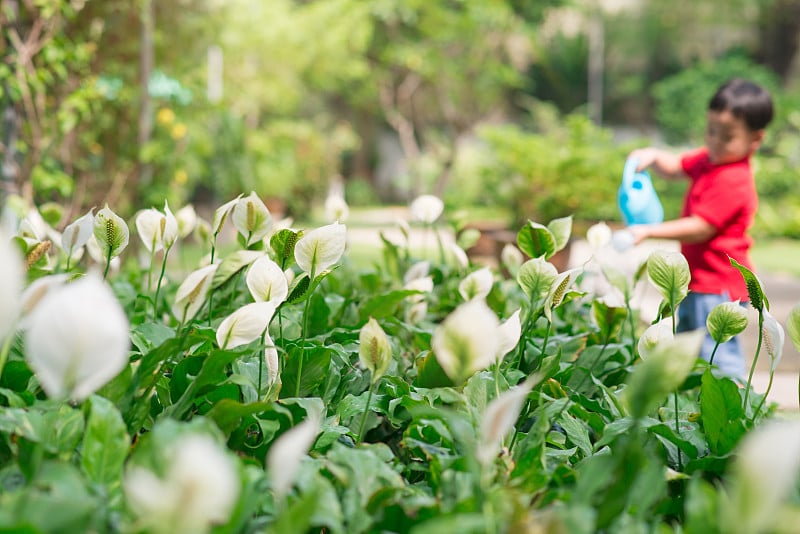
[3,1,800,533]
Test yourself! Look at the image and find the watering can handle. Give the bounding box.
[622,157,640,188]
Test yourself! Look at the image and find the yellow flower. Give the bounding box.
[156,107,175,125]
[171,123,187,140]
[88,142,103,155]
[174,169,188,185]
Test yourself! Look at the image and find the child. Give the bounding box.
[628,78,774,379]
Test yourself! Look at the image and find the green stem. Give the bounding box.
[708,342,720,367]
[537,321,552,368]
[512,298,537,370]
[295,270,316,398]
[753,371,774,422]
[743,312,764,409]
[674,391,683,470]
[152,247,171,321]
[103,246,113,280]
[357,382,375,445]
[258,331,265,397]
[0,334,14,383]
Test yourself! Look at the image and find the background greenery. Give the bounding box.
[3,0,800,237]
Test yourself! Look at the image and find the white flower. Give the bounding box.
[458,267,493,301]
[586,221,612,250]
[324,194,349,223]
[93,205,129,261]
[448,242,469,268]
[246,256,289,306]
[124,434,240,534]
[761,310,785,373]
[432,300,500,384]
[264,332,280,387]
[476,380,534,465]
[637,320,674,360]
[24,274,130,401]
[500,244,524,274]
[172,264,218,324]
[0,234,24,341]
[86,234,120,273]
[216,301,277,350]
[19,273,71,329]
[267,410,322,498]
[359,318,392,383]
[405,300,428,324]
[232,191,272,247]
[135,202,178,253]
[409,194,444,224]
[61,209,94,259]
[294,222,347,276]
[211,195,241,237]
[175,204,198,239]
[496,309,522,361]
[403,261,431,284]
[722,419,800,534]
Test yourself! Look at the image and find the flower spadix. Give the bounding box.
[476,379,534,466]
[706,300,748,345]
[61,209,94,260]
[216,301,277,350]
[232,191,272,247]
[432,299,500,385]
[267,408,322,498]
[458,267,493,301]
[172,264,218,324]
[359,317,392,383]
[24,274,130,401]
[0,233,24,341]
[409,194,444,224]
[246,255,288,306]
[93,204,129,261]
[124,433,240,534]
[294,221,347,276]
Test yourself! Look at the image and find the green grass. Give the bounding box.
[752,238,800,277]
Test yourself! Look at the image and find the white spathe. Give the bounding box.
[232,191,272,247]
[135,202,178,253]
[267,411,322,498]
[175,204,198,239]
[586,221,612,250]
[93,204,129,260]
[172,264,218,324]
[294,221,347,276]
[324,194,350,223]
[0,233,24,341]
[432,299,500,384]
[61,209,94,257]
[24,274,130,401]
[216,301,277,350]
[246,255,289,306]
[124,433,240,534]
[359,317,392,383]
[409,194,444,224]
[496,309,522,361]
[458,267,493,301]
[476,379,534,466]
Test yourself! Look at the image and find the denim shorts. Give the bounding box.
[676,291,746,380]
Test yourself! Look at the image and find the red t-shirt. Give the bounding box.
[679,147,757,301]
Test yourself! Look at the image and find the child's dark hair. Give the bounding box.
[709,79,774,131]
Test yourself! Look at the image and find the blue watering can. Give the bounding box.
[617,157,663,226]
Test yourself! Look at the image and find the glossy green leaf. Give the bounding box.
[516,221,556,260]
[80,395,129,485]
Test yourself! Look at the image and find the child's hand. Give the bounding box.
[627,148,683,178]
[628,148,660,171]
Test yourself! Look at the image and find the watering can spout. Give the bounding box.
[617,157,664,226]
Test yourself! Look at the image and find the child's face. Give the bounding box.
[704,110,764,165]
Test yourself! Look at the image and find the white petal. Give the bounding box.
[212,196,241,236]
[432,300,500,383]
[61,209,94,255]
[448,242,469,268]
[264,333,280,387]
[136,208,164,253]
[172,264,218,324]
[267,414,321,498]
[477,380,533,465]
[162,201,179,249]
[500,244,524,273]
[232,192,272,246]
[216,301,276,350]
[762,310,785,373]
[324,194,349,223]
[24,275,130,401]
[175,204,198,238]
[403,261,431,284]
[246,256,289,305]
[19,273,71,328]
[294,222,347,275]
[496,309,522,361]
[409,195,444,224]
[0,233,24,341]
[637,320,674,360]
[458,267,493,301]
[586,221,612,250]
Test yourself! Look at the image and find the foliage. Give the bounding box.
[1,195,798,533]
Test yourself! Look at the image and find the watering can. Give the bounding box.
[617,157,663,226]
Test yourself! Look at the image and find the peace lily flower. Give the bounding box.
[409,194,444,224]
[246,255,289,306]
[496,309,522,361]
[93,205,129,278]
[172,264,218,324]
[543,268,580,322]
[324,193,349,223]
[136,202,179,254]
[405,300,428,325]
[124,433,240,534]
[216,301,277,350]
[359,318,392,383]
[263,331,280,388]
[476,379,534,466]
[232,191,272,247]
[0,233,24,341]
[761,310,785,374]
[432,299,500,385]
[586,221,613,250]
[500,243,524,275]
[459,267,494,302]
[517,257,558,303]
[175,204,198,239]
[211,195,241,237]
[18,273,71,329]
[722,419,800,534]
[61,209,94,265]
[267,409,322,499]
[637,320,673,360]
[448,242,470,269]
[24,274,130,401]
[403,261,430,284]
[294,221,347,276]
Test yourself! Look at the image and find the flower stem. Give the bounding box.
[0,334,14,383]
[295,272,316,397]
[753,371,774,422]
[103,246,112,280]
[708,342,720,366]
[357,382,375,445]
[152,247,171,321]
[743,312,764,409]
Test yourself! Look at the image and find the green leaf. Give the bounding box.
[684,476,721,534]
[557,411,592,457]
[281,345,334,398]
[270,228,303,270]
[212,250,263,289]
[80,395,130,485]
[410,514,488,534]
[286,272,311,303]
[516,221,556,260]
[700,369,746,455]
[359,289,420,321]
[414,351,456,388]
[547,215,573,253]
[206,399,272,436]
[591,299,627,341]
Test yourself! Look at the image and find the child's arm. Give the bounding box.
[628,147,685,179]
[629,216,716,244]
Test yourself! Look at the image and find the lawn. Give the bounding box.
[752,238,800,277]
